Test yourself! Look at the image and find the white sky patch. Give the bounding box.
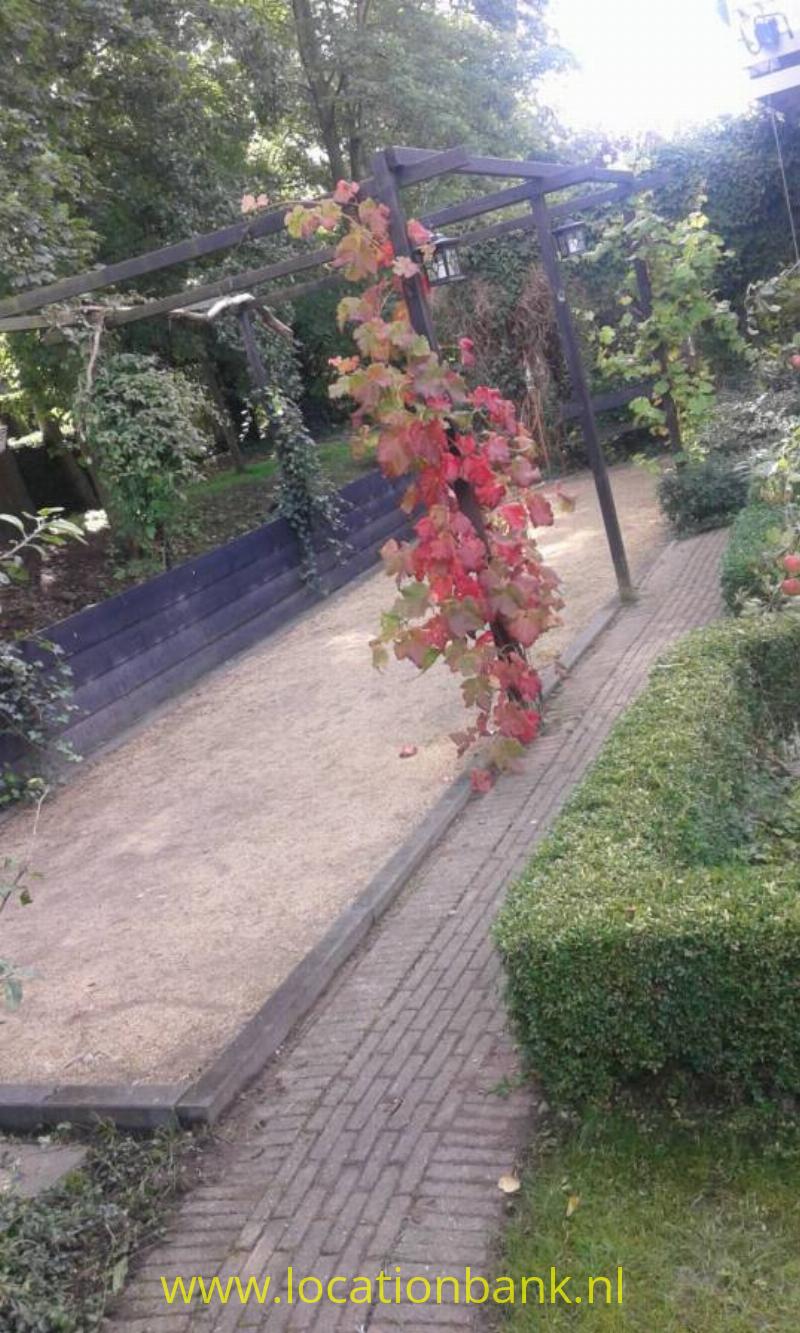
[543,0,754,137]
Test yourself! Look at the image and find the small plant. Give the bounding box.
[76,353,211,564]
[0,855,37,1009]
[0,639,76,801]
[0,510,84,805]
[695,389,800,458]
[249,386,346,582]
[657,455,749,534]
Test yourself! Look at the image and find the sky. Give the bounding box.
[543,0,754,139]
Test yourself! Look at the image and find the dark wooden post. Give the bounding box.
[370,149,523,663]
[529,191,634,603]
[237,302,269,396]
[371,150,439,349]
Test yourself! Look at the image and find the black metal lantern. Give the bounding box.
[420,234,465,286]
[552,218,588,260]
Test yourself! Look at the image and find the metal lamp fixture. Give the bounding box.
[420,234,465,286]
[552,218,588,259]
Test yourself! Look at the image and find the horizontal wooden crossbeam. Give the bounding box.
[0,147,660,335]
[423,182,534,230]
[388,146,567,179]
[560,378,656,423]
[0,203,305,320]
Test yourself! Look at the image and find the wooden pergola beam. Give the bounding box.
[0,148,661,337]
[390,145,471,186]
[388,146,568,179]
[560,378,656,423]
[423,182,533,230]
[0,203,308,321]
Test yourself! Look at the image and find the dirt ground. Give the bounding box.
[0,461,669,1086]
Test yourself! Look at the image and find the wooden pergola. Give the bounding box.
[0,145,671,601]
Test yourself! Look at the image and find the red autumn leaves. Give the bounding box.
[286,186,564,785]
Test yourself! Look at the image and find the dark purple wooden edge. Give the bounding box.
[1,470,410,768]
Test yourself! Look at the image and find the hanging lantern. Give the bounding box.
[419,234,465,286]
[552,218,588,259]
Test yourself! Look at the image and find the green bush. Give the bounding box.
[495,616,800,1107]
[695,388,800,458]
[77,353,211,561]
[657,456,749,534]
[720,502,784,611]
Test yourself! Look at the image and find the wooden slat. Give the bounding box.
[392,145,470,185]
[452,214,535,249]
[389,146,567,178]
[0,206,302,319]
[422,182,533,230]
[108,245,336,328]
[548,170,668,221]
[548,183,632,221]
[534,165,634,196]
[560,378,655,422]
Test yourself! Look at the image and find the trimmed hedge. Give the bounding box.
[721,502,784,611]
[495,616,800,1107]
[657,457,749,535]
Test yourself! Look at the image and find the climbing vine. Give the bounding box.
[584,198,746,444]
[248,384,346,582]
[287,184,563,786]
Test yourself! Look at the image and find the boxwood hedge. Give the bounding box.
[720,502,784,611]
[495,615,800,1107]
[657,457,749,535]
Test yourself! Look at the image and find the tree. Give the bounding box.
[237,0,567,185]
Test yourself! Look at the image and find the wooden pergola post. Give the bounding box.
[528,191,634,603]
[371,148,525,664]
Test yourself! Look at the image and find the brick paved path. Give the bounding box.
[109,529,727,1333]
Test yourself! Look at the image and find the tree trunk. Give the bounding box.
[0,428,34,517]
[291,0,346,184]
[39,415,100,511]
[203,357,246,472]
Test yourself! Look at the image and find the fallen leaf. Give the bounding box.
[554,487,577,514]
[498,1173,521,1195]
[399,745,418,759]
[566,1193,581,1218]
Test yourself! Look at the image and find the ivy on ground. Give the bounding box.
[0,1123,196,1333]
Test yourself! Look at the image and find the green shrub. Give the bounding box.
[657,456,749,534]
[695,389,800,458]
[495,616,800,1107]
[77,353,211,562]
[720,503,784,611]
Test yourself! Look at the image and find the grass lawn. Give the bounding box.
[501,1109,800,1331]
[171,433,370,562]
[186,434,362,502]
